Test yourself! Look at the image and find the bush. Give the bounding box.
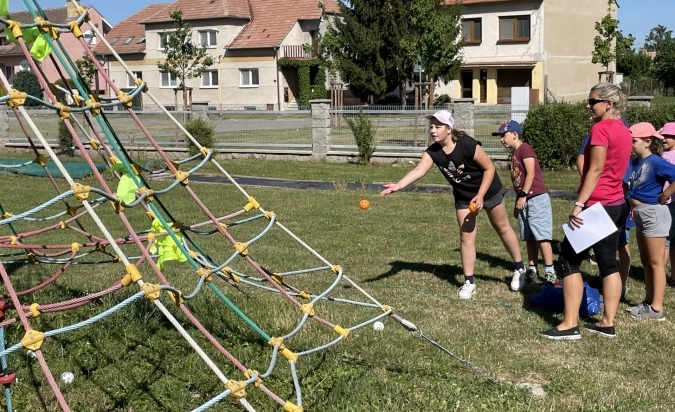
[58,120,74,155]
[625,103,675,127]
[12,70,43,107]
[522,102,592,170]
[346,108,376,164]
[120,87,143,111]
[435,94,451,104]
[184,117,215,156]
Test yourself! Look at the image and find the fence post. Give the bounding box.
[310,99,331,160]
[450,98,475,138]
[0,110,8,148]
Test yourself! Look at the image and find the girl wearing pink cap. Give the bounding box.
[380,110,525,300]
[625,122,675,321]
[659,122,675,288]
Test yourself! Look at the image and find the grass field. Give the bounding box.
[0,157,672,411]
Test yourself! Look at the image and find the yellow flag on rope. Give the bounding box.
[0,0,9,17]
[30,35,52,62]
[149,218,187,270]
[115,172,137,204]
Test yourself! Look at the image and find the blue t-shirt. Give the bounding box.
[627,154,675,205]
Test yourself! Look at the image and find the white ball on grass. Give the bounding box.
[60,372,74,384]
[373,321,384,331]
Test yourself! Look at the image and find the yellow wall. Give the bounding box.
[487,68,497,104]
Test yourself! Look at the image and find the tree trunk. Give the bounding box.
[400,80,406,109]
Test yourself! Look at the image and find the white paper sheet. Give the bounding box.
[562,202,618,253]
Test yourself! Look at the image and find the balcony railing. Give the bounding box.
[282,45,315,60]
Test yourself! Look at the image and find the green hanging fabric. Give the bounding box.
[0,0,9,17]
[115,172,137,204]
[30,35,51,61]
[149,219,187,270]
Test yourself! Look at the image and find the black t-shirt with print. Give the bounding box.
[425,136,503,203]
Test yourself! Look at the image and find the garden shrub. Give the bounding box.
[625,103,675,127]
[12,70,43,107]
[346,108,376,164]
[184,117,215,156]
[522,102,591,170]
[58,120,74,155]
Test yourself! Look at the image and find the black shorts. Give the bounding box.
[455,188,506,211]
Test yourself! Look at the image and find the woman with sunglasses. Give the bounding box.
[541,83,631,340]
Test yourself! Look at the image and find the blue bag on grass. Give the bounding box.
[529,282,602,317]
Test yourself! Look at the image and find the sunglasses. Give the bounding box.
[587,98,608,106]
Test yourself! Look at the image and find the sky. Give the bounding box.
[15,0,675,49]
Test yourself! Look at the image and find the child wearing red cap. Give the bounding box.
[380,110,525,300]
[626,122,675,321]
[496,120,556,289]
[659,122,675,288]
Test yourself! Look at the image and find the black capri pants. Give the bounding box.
[558,202,628,278]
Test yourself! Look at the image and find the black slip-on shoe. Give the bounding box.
[584,323,616,338]
[540,326,581,341]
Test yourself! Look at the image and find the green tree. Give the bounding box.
[644,24,672,52]
[12,70,43,107]
[591,1,627,76]
[652,37,675,95]
[75,54,97,90]
[157,10,213,113]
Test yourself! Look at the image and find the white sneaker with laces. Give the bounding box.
[510,268,526,291]
[457,281,476,300]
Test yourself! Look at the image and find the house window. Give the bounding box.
[137,36,146,44]
[109,37,119,45]
[462,18,481,43]
[499,16,530,42]
[159,32,172,49]
[123,36,134,45]
[127,71,142,88]
[199,30,217,48]
[201,70,218,87]
[4,66,14,82]
[83,30,96,46]
[160,71,177,87]
[240,69,259,87]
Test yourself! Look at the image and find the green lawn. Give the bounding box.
[0,157,671,411]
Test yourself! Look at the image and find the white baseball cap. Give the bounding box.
[426,110,455,128]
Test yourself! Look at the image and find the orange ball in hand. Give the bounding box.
[359,199,370,210]
[469,202,479,213]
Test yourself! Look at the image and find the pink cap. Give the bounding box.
[426,110,455,128]
[629,122,663,139]
[659,122,675,137]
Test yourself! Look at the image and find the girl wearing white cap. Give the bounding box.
[380,109,525,299]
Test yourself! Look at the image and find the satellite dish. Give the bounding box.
[19,60,31,71]
[405,79,415,93]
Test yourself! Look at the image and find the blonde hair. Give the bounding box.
[590,83,626,119]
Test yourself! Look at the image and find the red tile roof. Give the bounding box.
[228,0,339,49]
[93,3,168,55]
[142,0,252,23]
[0,7,71,56]
[445,0,540,4]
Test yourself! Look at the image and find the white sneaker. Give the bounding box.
[510,268,526,291]
[457,281,476,300]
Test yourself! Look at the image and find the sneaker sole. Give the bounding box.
[630,313,666,321]
[584,328,615,338]
[540,333,582,341]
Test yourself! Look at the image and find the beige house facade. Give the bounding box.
[436,0,616,105]
[95,0,339,110]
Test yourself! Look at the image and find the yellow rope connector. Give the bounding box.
[268,337,283,348]
[21,330,45,351]
[134,77,148,93]
[271,273,283,284]
[77,6,90,22]
[333,325,350,339]
[2,212,12,219]
[300,303,314,317]
[130,163,141,176]
[55,102,72,120]
[381,305,393,314]
[59,221,66,230]
[29,303,40,318]
[141,283,161,301]
[96,244,106,253]
[264,211,276,220]
[9,236,17,245]
[112,255,120,263]
[244,370,263,388]
[110,200,124,214]
[199,147,211,158]
[331,265,342,274]
[85,97,101,115]
[146,210,155,220]
[244,197,260,212]
[147,232,155,243]
[109,155,120,164]
[7,89,27,108]
[34,154,46,167]
[67,20,82,38]
[34,17,59,40]
[196,267,212,283]
[280,347,298,362]
[298,290,310,300]
[283,401,304,412]
[67,206,77,216]
[167,290,183,306]
[121,264,142,287]
[71,183,90,202]
[71,243,80,252]
[138,187,154,202]
[26,253,38,264]
[89,139,100,150]
[235,242,249,256]
[6,21,22,40]
[174,170,189,185]
[117,90,133,109]
[225,380,246,400]
[71,93,83,107]
[220,267,240,282]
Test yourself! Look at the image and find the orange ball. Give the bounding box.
[359,199,370,210]
[469,202,479,213]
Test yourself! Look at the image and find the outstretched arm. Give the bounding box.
[380,153,434,196]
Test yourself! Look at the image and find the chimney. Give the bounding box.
[66,2,78,18]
